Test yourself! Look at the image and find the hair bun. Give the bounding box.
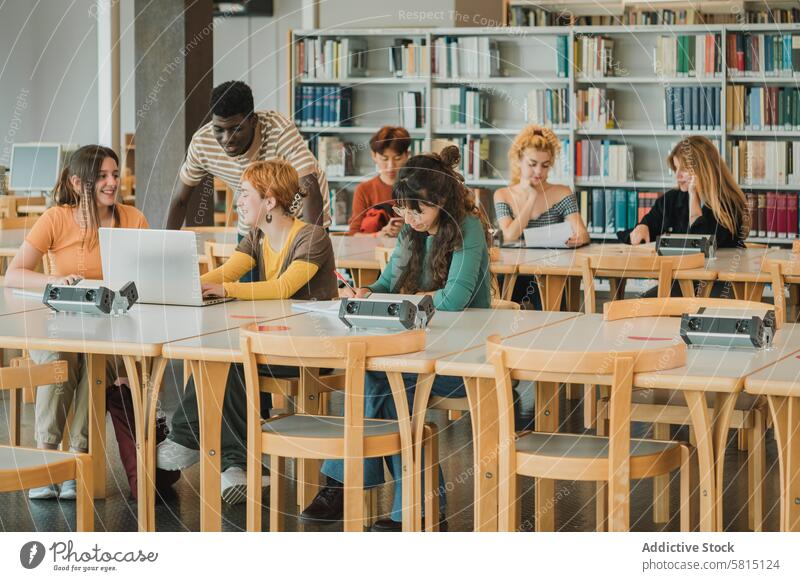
[438,145,461,169]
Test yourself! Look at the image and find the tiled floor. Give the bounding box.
[0,360,783,532]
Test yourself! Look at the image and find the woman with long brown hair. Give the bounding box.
[6,145,149,500]
[301,146,493,530]
[628,135,749,247]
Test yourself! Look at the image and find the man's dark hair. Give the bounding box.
[210,81,254,118]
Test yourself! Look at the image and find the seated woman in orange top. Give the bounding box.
[5,145,149,500]
[348,126,410,237]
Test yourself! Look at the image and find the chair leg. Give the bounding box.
[652,423,671,524]
[246,447,264,532]
[583,384,597,430]
[747,410,766,532]
[343,456,365,532]
[75,455,94,532]
[269,455,286,532]
[447,410,462,421]
[738,428,748,451]
[595,399,608,532]
[679,445,691,532]
[423,423,440,532]
[9,387,21,446]
[23,385,35,404]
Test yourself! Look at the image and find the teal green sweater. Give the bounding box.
[368,214,492,311]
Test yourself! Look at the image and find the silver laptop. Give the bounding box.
[99,228,233,307]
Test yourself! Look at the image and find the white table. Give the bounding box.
[744,346,800,531]
[0,298,299,531]
[437,315,800,531]
[161,307,580,531]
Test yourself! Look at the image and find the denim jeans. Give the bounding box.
[321,371,466,522]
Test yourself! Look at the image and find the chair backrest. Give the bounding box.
[375,245,393,272]
[581,251,705,314]
[768,259,800,324]
[603,296,780,328]
[204,241,237,270]
[0,216,38,230]
[239,324,425,481]
[487,334,640,530]
[0,360,68,392]
[491,298,520,310]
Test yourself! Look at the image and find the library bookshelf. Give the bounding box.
[289,23,800,244]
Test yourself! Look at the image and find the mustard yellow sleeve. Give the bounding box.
[223,260,319,300]
[200,251,256,284]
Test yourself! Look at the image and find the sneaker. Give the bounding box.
[298,481,344,524]
[220,467,270,505]
[156,439,200,471]
[29,484,59,500]
[58,480,77,500]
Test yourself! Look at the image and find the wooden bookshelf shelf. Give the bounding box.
[291,25,800,231]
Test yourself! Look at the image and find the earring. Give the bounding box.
[265,212,272,224]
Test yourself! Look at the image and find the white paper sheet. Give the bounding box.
[522,221,574,248]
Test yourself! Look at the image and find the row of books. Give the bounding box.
[575,87,615,130]
[311,137,356,178]
[431,137,491,181]
[664,86,722,131]
[727,140,800,186]
[575,140,634,183]
[388,39,430,78]
[726,86,800,130]
[431,36,500,79]
[294,85,353,128]
[577,189,662,234]
[295,37,367,79]
[574,36,616,78]
[746,192,800,238]
[524,88,569,128]
[625,10,700,26]
[397,91,425,129]
[432,87,489,130]
[654,34,722,78]
[505,5,573,27]
[726,33,800,77]
[743,8,800,24]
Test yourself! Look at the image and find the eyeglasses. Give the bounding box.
[392,206,423,219]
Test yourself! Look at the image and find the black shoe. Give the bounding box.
[370,515,448,532]
[299,482,344,524]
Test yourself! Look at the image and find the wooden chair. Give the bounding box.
[768,258,800,324]
[580,251,706,428]
[581,251,706,315]
[204,241,237,270]
[0,215,38,230]
[487,333,691,532]
[597,297,774,531]
[0,358,94,531]
[240,323,437,532]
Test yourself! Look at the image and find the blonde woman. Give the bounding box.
[628,136,748,247]
[494,125,589,307]
[495,125,589,246]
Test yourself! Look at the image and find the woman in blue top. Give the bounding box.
[301,146,493,531]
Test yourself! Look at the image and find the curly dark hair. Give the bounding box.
[210,81,254,118]
[392,145,492,294]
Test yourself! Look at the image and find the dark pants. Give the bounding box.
[500,274,543,310]
[237,233,259,283]
[107,383,180,499]
[168,363,294,472]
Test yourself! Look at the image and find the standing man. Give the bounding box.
[167,81,329,279]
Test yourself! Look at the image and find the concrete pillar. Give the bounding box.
[134,0,214,227]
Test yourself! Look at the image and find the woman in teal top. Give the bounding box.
[301,146,493,531]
